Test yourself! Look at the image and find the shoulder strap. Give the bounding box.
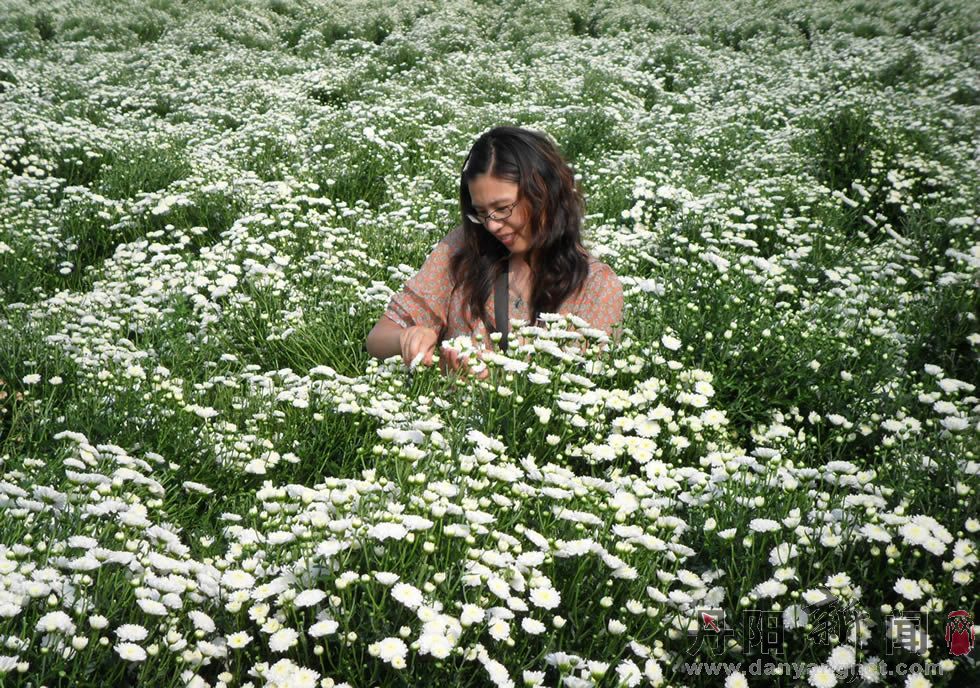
[494,260,509,353]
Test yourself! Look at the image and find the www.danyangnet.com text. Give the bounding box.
[680,659,945,680]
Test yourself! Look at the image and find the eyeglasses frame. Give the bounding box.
[465,199,521,226]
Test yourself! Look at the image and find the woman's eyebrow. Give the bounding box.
[472,198,512,210]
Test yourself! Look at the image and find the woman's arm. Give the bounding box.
[366,316,486,378]
[366,314,406,360]
[366,315,442,367]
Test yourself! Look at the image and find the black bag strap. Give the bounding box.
[494,259,509,353]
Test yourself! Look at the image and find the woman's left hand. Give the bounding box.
[440,345,489,380]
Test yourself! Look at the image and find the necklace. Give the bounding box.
[509,257,530,311]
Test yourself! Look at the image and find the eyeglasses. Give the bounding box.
[466,199,520,226]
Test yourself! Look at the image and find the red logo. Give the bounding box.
[945,610,974,657]
[701,611,720,633]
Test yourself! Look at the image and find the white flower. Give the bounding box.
[749,518,781,533]
[114,624,148,642]
[521,617,546,635]
[115,642,147,662]
[376,636,407,665]
[725,671,749,688]
[858,657,884,683]
[22,374,41,385]
[137,598,168,616]
[268,628,299,652]
[221,570,256,590]
[529,587,561,610]
[293,589,327,608]
[827,645,855,671]
[782,605,808,630]
[188,611,215,633]
[661,334,681,351]
[894,578,923,601]
[369,522,408,541]
[904,673,931,688]
[751,579,787,600]
[308,619,339,638]
[808,664,837,688]
[488,618,510,641]
[940,416,969,431]
[226,631,252,649]
[644,658,664,685]
[391,582,424,610]
[36,611,76,635]
[615,659,642,687]
[460,604,485,626]
[374,572,399,585]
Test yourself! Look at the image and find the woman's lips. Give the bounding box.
[498,233,515,246]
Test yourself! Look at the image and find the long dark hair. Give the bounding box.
[450,126,590,338]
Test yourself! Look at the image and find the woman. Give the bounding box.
[366,126,624,377]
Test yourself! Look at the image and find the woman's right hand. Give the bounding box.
[399,325,440,368]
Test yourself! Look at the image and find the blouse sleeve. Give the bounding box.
[572,262,624,337]
[383,231,457,337]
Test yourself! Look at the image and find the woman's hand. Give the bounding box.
[439,344,490,380]
[399,325,440,368]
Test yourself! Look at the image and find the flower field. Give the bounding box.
[0,0,978,686]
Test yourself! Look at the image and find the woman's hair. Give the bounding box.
[450,125,590,338]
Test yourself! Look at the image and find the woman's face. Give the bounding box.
[467,174,532,257]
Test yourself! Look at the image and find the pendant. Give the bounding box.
[514,295,524,310]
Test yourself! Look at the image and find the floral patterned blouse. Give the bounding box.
[384,226,624,347]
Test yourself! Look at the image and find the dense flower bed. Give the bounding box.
[0,1,977,686]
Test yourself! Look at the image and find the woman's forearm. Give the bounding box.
[366,316,404,360]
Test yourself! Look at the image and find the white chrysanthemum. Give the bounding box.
[460,604,485,627]
[858,657,883,683]
[377,636,408,664]
[114,624,148,642]
[521,617,546,635]
[374,572,399,586]
[940,416,969,431]
[293,589,327,608]
[749,518,781,533]
[226,631,252,649]
[661,334,681,351]
[488,618,510,641]
[418,632,453,659]
[616,659,642,687]
[783,604,808,630]
[644,658,664,685]
[268,628,299,653]
[725,671,749,688]
[36,611,76,635]
[391,582,424,610]
[827,645,855,671]
[114,642,147,662]
[221,569,256,590]
[904,673,931,688]
[529,587,561,610]
[188,611,215,633]
[808,663,838,688]
[137,598,168,616]
[751,579,787,600]
[308,619,339,638]
[368,522,407,541]
[894,578,923,600]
